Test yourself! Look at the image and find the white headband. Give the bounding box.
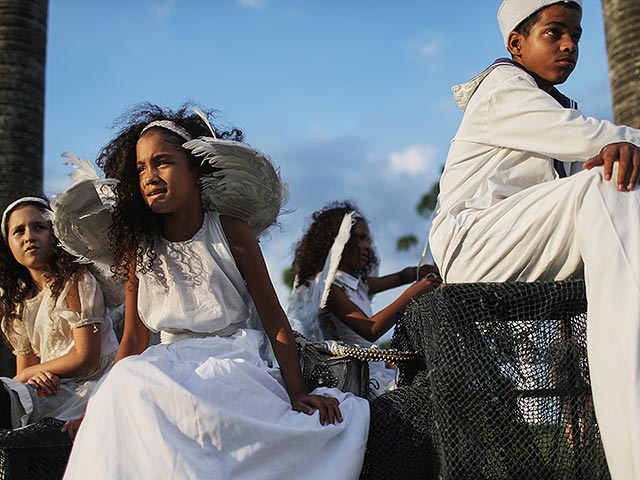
[1,197,51,240]
[140,120,193,141]
[498,0,582,46]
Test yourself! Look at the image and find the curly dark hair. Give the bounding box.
[97,102,244,281]
[0,198,84,346]
[291,201,378,287]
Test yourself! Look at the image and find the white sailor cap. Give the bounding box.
[498,0,582,46]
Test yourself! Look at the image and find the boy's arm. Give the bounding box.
[468,70,640,162]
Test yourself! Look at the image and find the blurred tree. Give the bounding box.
[396,167,442,253]
[601,0,640,128]
[282,267,295,290]
[0,0,48,377]
[396,234,419,252]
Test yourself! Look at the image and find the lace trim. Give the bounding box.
[71,317,103,329]
[12,347,34,356]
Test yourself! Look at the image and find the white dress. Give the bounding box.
[64,211,369,480]
[0,270,119,427]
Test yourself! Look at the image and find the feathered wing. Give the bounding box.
[183,138,289,235]
[53,153,124,308]
[287,212,356,341]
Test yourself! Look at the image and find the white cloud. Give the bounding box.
[416,40,441,57]
[409,34,445,59]
[388,144,438,175]
[236,0,268,9]
[149,0,175,19]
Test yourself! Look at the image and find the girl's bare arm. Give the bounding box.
[220,215,342,425]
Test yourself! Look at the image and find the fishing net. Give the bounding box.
[0,418,71,480]
[372,280,611,480]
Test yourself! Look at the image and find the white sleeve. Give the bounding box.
[58,271,106,329]
[483,72,640,162]
[1,317,34,356]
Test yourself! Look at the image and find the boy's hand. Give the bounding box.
[584,142,640,191]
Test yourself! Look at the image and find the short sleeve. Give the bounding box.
[1,316,34,356]
[58,271,107,329]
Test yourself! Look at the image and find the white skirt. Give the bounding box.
[64,329,369,480]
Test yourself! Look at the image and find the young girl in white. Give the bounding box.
[287,201,440,396]
[62,104,369,479]
[0,197,118,432]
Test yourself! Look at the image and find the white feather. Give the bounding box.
[53,154,124,307]
[183,137,288,235]
[61,151,101,183]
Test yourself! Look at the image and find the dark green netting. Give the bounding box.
[370,280,610,480]
[0,418,71,480]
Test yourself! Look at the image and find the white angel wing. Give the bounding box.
[53,153,123,307]
[183,137,288,235]
[61,151,101,183]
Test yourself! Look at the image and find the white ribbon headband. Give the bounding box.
[2,196,51,240]
[139,108,218,142]
[140,120,193,141]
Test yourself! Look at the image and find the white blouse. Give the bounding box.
[1,270,119,381]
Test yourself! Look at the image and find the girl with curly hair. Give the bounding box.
[63,104,369,479]
[0,197,118,432]
[288,201,440,396]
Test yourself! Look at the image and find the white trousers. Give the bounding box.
[439,167,640,480]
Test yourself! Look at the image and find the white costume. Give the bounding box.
[64,212,369,480]
[320,270,397,397]
[288,212,361,342]
[429,60,640,479]
[288,212,396,397]
[0,270,118,427]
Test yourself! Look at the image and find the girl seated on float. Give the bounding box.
[288,201,440,396]
[0,197,118,435]
[62,104,369,480]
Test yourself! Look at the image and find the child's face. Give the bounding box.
[136,131,201,215]
[7,205,54,273]
[509,4,582,90]
[339,220,371,274]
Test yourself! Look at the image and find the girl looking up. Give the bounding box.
[288,201,440,396]
[0,197,118,433]
[63,104,369,480]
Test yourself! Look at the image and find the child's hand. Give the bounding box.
[584,142,640,191]
[291,393,343,426]
[61,415,84,441]
[399,264,440,283]
[408,274,442,299]
[26,371,60,397]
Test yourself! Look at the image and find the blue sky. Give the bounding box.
[44,0,613,335]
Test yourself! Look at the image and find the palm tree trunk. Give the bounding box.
[0,0,48,377]
[601,0,640,128]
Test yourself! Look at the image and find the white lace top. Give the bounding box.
[1,270,119,380]
[136,211,260,340]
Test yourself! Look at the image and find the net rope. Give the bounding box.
[363,280,611,480]
[0,417,71,480]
